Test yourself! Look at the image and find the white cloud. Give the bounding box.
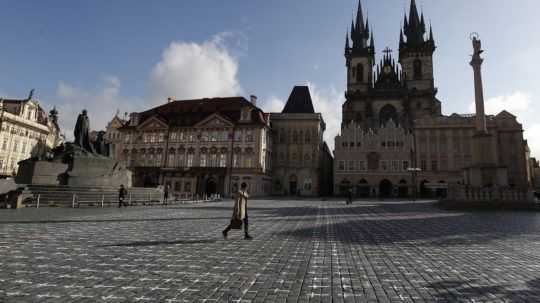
[263,96,286,113]
[468,91,540,157]
[307,83,343,152]
[149,33,243,103]
[55,76,142,140]
[468,92,532,114]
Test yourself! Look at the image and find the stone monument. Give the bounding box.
[463,34,508,187]
[16,110,132,187]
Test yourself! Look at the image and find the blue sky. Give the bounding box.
[1,0,539,155]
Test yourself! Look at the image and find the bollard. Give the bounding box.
[72,194,76,208]
[36,194,40,208]
[101,194,105,208]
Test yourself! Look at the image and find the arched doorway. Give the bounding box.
[357,179,370,198]
[206,178,217,196]
[289,175,298,196]
[379,179,393,198]
[398,180,408,198]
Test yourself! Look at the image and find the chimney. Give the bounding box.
[167,97,174,103]
[250,95,258,106]
[129,112,140,126]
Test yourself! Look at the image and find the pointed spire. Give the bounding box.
[429,24,434,42]
[345,30,350,50]
[370,31,375,49]
[365,17,370,33]
[356,0,365,32]
[400,29,404,44]
[409,0,421,27]
[403,14,409,29]
[351,20,355,38]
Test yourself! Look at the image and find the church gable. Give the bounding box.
[495,110,516,120]
[137,116,168,131]
[194,113,234,128]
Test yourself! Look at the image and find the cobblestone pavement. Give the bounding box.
[2,199,540,302]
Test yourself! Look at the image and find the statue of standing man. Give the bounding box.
[74,110,95,153]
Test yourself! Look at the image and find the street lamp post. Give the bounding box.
[407,167,422,202]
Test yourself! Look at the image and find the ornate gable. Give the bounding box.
[137,116,168,131]
[194,113,234,128]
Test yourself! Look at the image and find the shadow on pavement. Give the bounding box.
[425,278,540,302]
[100,239,217,247]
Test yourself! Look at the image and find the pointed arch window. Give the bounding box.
[356,63,364,82]
[413,59,422,80]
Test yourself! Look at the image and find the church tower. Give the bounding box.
[345,0,375,94]
[399,0,436,92]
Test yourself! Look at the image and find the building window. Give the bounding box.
[338,161,345,171]
[210,153,217,167]
[178,154,185,167]
[380,160,388,171]
[187,154,194,167]
[246,130,253,142]
[305,131,311,143]
[219,154,227,167]
[233,154,239,168]
[170,132,177,141]
[413,59,423,80]
[184,182,191,193]
[392,160,400,172]
[403,161,410,171]
[420,159,427,171]
[168,154,175,167]
[234,130,242,142]
[304,179,312,191]
[356,63,364,82]
[431,160,438,171]
[13,141,18,152]
[2,139,7,151]
[200,154,207,167]
[22,142,27,154]
[293,131,298,144]
[348,160,355,171]
[358,161,367,171]
[245,156,253,168]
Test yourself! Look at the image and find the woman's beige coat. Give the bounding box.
[232,190,249,220]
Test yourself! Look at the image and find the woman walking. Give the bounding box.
[222,183,252,240]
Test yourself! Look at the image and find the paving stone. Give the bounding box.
[1,200,540,302]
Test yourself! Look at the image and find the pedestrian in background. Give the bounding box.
[347,187,353,205]
[118,184,127,208]
[163,185,170,205]
[222,183,252,240]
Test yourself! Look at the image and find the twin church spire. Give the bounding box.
[345,0,374,56]
[345,0,435,56]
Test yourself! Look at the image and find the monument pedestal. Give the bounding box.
[66,155,131,187]
[465,131,508,187]
[15,143,132,188]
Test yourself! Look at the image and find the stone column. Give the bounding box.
[470,36,487,133]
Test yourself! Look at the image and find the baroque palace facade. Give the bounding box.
[0,91,61,177]
[116,96,273,198]
[334,0,532,197]
[110,87,334,198]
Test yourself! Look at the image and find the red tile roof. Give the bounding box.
[123,97,267,129]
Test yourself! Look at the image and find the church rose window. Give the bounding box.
[379,104,398,126]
